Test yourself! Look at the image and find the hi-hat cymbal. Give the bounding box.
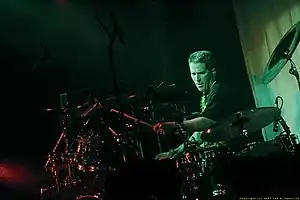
[262,21,300,84]
[201,107,280,142]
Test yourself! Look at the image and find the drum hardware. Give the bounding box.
[262,21,300,91]
[288,59,300,91]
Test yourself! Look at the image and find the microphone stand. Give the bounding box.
[96,11,129,163]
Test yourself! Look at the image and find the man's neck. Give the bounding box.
[203,80,217,95]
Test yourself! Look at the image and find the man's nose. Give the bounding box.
[195,74,201,81]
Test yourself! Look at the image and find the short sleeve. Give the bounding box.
[200,84,228,121]
[200,90,219,121]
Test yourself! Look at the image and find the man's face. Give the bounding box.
[189,62,213,93]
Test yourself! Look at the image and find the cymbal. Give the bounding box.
[147,84,188,104]
[103,94,141,107]
[201,107,281,142]
[262,21,300,84]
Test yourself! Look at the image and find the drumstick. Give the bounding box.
[110,109,154,128]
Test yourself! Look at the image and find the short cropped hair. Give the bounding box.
[188,50,215,70]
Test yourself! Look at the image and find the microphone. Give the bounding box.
[273,98,279,132]
[111,12,124,44]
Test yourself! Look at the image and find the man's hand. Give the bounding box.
[152,121,176,135]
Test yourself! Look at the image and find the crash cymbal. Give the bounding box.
[201,107,281,142]
[262,21,300,84]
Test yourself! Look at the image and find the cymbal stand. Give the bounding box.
[96,11,132,163]
[287,55,300,91]
[289,59,300,91]
[147,86,162,152]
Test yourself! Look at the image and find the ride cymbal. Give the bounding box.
[262,21,300,84]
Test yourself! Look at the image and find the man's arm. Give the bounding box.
[182,117,216,133]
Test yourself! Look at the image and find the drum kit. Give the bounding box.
[40,21,300,200]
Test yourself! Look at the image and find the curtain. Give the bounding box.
[233,0,300,141]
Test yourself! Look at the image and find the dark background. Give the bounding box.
[0,0,255,197]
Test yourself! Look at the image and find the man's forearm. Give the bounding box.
[182,117,215,132]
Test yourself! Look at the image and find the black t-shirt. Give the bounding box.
[200,83,236,122]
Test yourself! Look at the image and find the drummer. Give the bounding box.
[153,50,236,159]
